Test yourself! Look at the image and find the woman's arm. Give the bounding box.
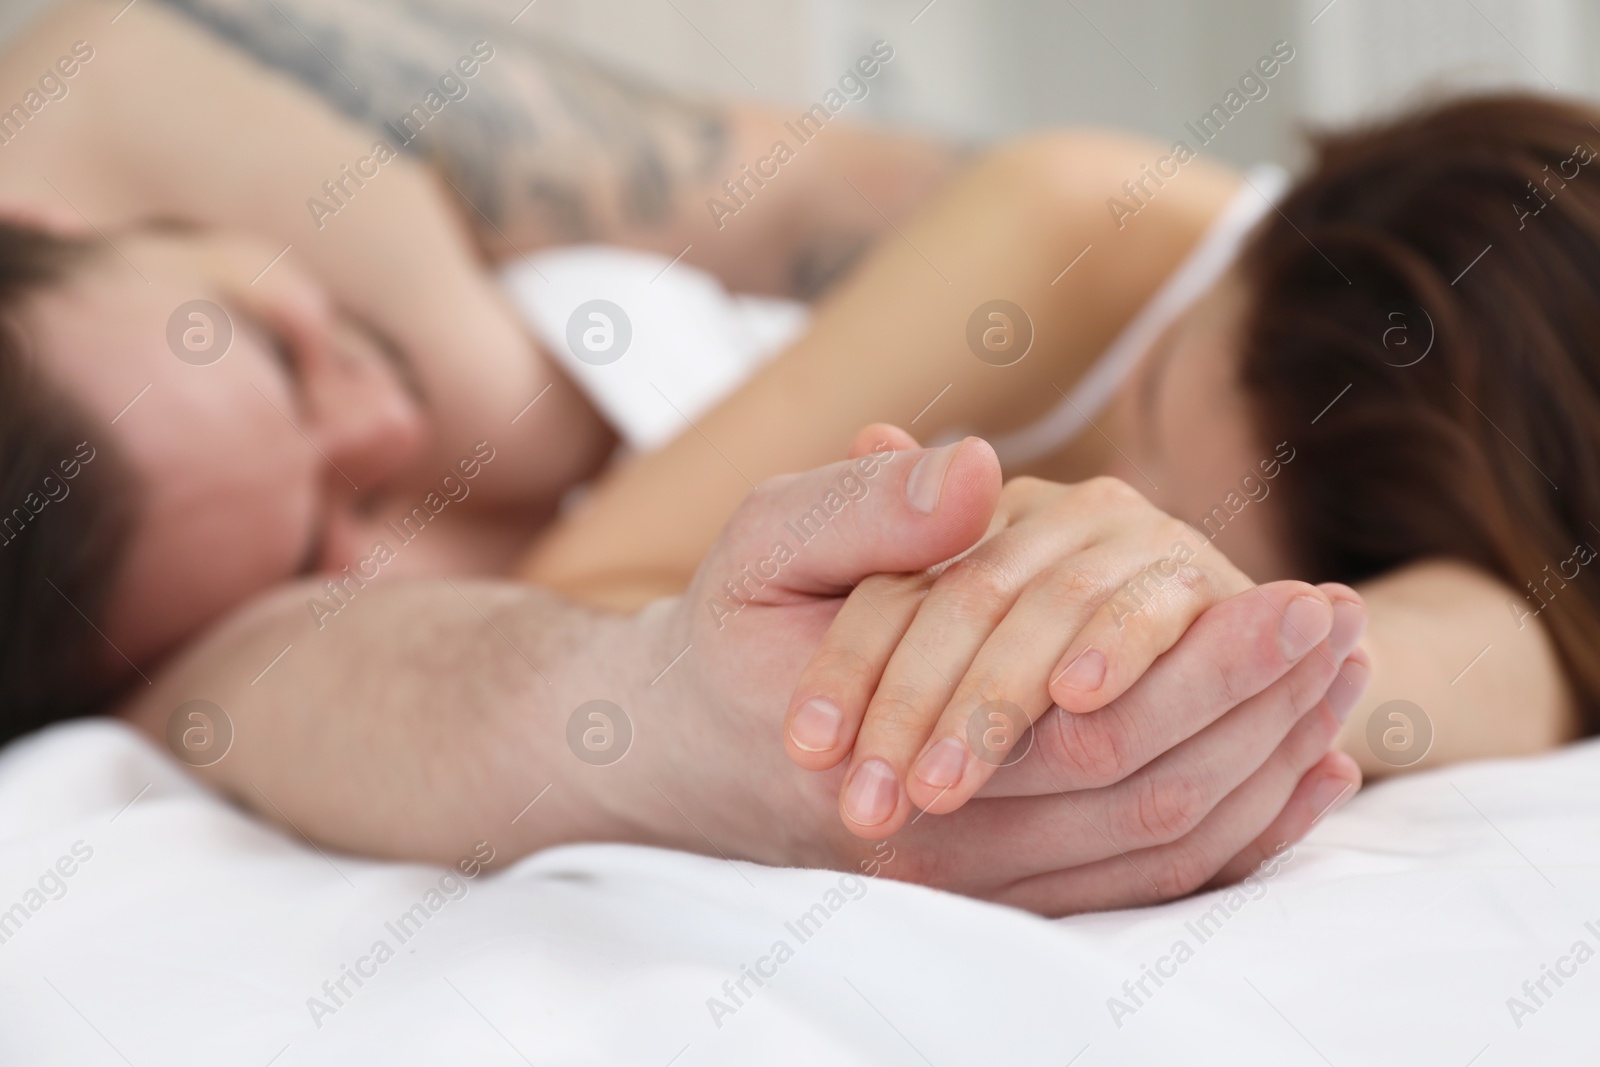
[518,131,1245,608]
[1344,560,1582,774]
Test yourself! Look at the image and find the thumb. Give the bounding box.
[702,437,1001,604]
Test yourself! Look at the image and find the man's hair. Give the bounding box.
[1239,92,1600,734]
[0,224,137,747]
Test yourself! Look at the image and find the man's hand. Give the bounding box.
[643,437,1364,914]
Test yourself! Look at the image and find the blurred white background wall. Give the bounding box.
[502,0,1600,167]
[4,0,1593,167]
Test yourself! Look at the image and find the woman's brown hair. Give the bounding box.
[1240,92,1600,734]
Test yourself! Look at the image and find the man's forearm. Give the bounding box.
[120,578,693,867]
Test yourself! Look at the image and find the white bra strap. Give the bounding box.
[987,163,1291,467]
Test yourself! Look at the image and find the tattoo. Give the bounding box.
[154,0,729,241]
[790,229,875,300]
[518,34,725,229]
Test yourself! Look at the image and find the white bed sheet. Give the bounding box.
[0,719,1595,1065]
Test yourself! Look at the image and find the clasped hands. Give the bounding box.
[676,426,1366,916]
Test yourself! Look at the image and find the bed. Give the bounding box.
[0,718,1594,1065]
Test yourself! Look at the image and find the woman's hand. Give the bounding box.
[784,426,1367,840]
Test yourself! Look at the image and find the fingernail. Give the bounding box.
[1279,596,1333,660]
[1310,773,1356,818]
[843,758,899,826]
[906,442,961,514]
[913,736,969,790]
[1327,654,1370,723]
[790,698,842,752]
[1057,648,1106,692]
[1329,600,1367,659]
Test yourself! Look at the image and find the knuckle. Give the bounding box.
[938,554,1018,616]
[1041,563,1106,607]
[1167,561,1213,603]
[861,570,932,602]
[890,843,953,889]
[1208,641,1263,709]
[1283,697,1339,767]
[1127,768,1207,846]
[1160,517,1205,552]
[1147,842,1216,901]
[1283,649,1340,712]
[1078,475,1144,511]
[997,475,1055,515]
[1242,658,1334,746]
[863,682,940,740]
[805,644,878,686]
[1044,710,1132,788]
[957,675,1012,714]
[1001,474,1050,499]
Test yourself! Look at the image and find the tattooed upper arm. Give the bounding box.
[152,0,960,300]
[154,0,729,245]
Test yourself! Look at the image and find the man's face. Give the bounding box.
[23,232,430,668]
